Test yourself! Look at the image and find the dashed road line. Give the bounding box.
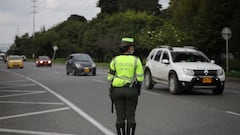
[3,70,115,135]
[0,91,47,98]
[142,90,160,96]
[225,111,240,117]
[92,79,108,83]
[0,128,76,135]
[0,107,70,120]
[0,84,37,89]
[0,101,65,105]
[0,79,28,84]
[0,90,46,93]
[26,77,115,135]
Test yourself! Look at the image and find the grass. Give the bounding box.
[226,70,240,78]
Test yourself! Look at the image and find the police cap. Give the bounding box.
[120,37,134,47]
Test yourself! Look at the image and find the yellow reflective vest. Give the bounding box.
[107,55,144,87]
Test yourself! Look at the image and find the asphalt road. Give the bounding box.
[0,61,239,135]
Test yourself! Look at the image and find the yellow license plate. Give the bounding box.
[202,78,212,83]
[84,68,90,73]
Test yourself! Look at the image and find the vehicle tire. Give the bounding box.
[212,84,224,95]
[93,71,96,76]
[72,68,77,76]
[66,70,69,75]
[144,70,154,89]
[169,74,181,95]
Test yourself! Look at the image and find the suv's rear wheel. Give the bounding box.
[169,74,181,95]
[144,70,154,89]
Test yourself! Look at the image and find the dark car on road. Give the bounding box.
[36,56,52,67]
[65,53,96,76]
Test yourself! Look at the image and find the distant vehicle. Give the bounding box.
[65,53,96,76]
[36,56,52,67]
[144,46,225,95]
[0,53,6,62]
[6,55,24,68]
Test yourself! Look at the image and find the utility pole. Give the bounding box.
[31,0,37,58]
[32,0,37,37]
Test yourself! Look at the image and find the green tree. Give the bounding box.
[97,0,119,14]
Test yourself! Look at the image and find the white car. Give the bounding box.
[144,46,225,95]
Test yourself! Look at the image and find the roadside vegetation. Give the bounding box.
[7,0,240,76]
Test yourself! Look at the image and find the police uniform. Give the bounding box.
[108,38,144,135]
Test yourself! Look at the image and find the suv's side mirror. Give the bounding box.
[162,59,170,64]
[210,60,215,64]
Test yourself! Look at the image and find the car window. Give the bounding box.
[39,56,50,60]
[149,50,156,60]
[154,50,162,62]
[9,56,22,60]
[73,54,93,62]
[162,51,169,60]
[171,51,209,62]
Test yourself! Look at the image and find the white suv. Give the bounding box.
[144,46,225,95]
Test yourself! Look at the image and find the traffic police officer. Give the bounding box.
[108,37,144,135]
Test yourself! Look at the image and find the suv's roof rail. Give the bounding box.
[158,45,173,50]
[183,46,198,50]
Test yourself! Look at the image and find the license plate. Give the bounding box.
[84,68,90,73]
[202,78,212,83]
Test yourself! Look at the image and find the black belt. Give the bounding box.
[123,83,131,88]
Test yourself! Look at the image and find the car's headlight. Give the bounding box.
[92,63,96,67]
[217,69,224,76]
[75,63,82,68]
[183,68,194,76]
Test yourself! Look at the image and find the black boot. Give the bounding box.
[127,123,136,135]
[116,123,126,135]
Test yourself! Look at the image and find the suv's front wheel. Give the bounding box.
[144,70,154,89]
[169,74,181,95]
[212,84,224,95]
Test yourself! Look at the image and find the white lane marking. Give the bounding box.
[53,71,60,74]
[0,128,76,135]
[0,107,70,120]
[0,91,47,98]
[0,80,28,84]
[0,101,65,105]
[225,111,240,117]
[92,79,108,83]
[0,90,46,93]
[26,77,115,135]
[142,90,160,96]
[0,84,37,89]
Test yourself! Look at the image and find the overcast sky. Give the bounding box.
[0,0,169,49]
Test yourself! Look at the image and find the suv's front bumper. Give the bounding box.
[180,76,225,89]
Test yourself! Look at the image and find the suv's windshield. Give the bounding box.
[171,51,209,62]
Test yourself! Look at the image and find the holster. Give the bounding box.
[135,82,141,95]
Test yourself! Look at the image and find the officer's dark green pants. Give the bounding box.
[114,87,138,124]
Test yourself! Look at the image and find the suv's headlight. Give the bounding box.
[75,63,82,68]
[92,63,96,67]
[217,69,224,76]
[183,69,194,76]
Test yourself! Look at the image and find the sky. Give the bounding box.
[0,0,169,50]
